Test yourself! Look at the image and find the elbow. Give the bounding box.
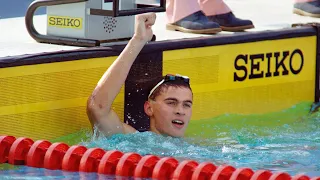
[86,95,110,116]
[87,95,99,115]
[87,96,94,110]
[86,96,104,128]
[87,96,101,122]
[86,96,96,124]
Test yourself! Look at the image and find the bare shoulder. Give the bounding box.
[87,106,137,135]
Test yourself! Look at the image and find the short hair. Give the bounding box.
[148,78,192,101]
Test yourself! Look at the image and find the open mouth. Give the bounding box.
[172,120,184,127]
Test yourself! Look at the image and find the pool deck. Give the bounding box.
[1,0,320,58]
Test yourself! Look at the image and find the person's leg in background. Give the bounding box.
[199,0,254,32]
[293,0,320,17]
[166,0,221,34]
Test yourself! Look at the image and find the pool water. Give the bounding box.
[0,102,320,179]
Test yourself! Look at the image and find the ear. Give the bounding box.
[144,100,153,116]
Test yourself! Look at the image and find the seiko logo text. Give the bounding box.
[48,16,82,29]
[234,49,304,82]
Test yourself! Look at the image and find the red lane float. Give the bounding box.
[1,135,320,180]
[211,165,236,180]
[172,160,199,180]
[8,137,34,165]
[26,140,52,168]
[292,174,310,180]
[192,162,217,180]
[311,177,320,180]
[62,145,87,171]
[152,157,179,180]
[44,142,70,170]
[98,150,124,175]
[0,136,16,163]
[250,170,273,180]
[79,147,106,172]
[134,155,160,178]
[115,152,142,177]
[269,172,291,180]
[230,168,254,180]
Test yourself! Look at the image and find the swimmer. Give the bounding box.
[87,13,193,138]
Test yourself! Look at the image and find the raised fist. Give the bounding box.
[134,13,156,43]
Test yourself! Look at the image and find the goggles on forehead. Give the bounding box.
[148,74,190,98]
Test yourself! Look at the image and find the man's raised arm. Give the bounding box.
[87,13,156,135]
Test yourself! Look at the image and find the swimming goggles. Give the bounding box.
[148,74,190,98]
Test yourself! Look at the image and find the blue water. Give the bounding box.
[0,113,320,179]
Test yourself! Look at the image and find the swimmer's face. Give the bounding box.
[145,86,193,137]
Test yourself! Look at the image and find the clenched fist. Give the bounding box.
[133,13,156,43]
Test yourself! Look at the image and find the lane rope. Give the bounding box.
[0,135,319,180]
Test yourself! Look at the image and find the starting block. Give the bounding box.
[25,0,165,46]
